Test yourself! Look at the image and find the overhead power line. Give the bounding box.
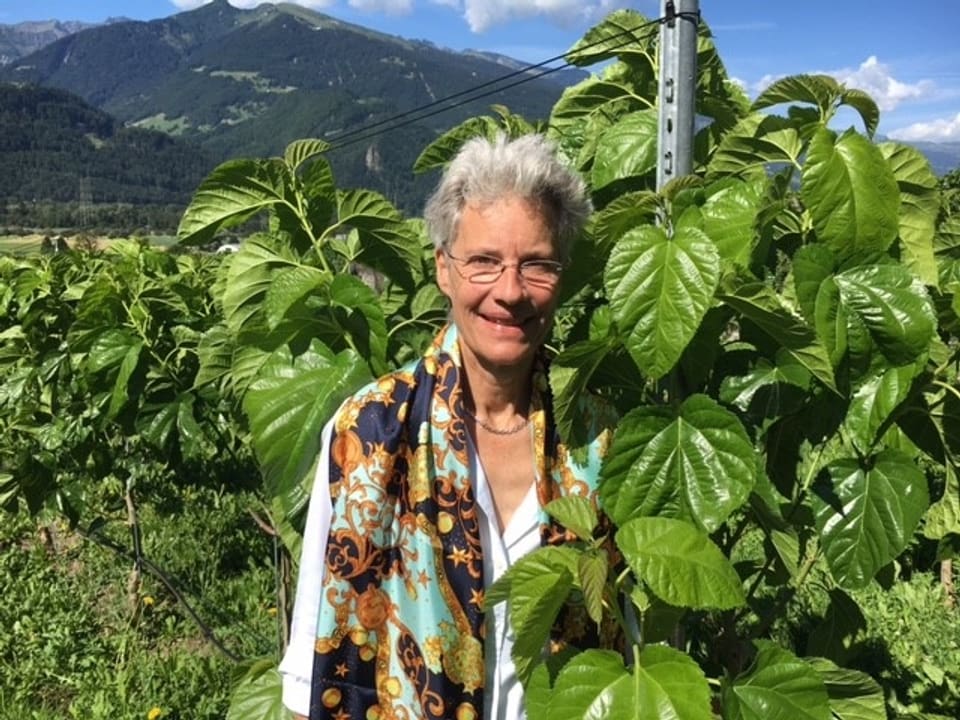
[323,16,665,155]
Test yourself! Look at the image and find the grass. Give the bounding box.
[0,235,45,256]
[0,481,278,720]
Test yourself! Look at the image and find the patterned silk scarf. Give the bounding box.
[309,324,612,720]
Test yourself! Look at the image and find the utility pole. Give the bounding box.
[657,0,699,190]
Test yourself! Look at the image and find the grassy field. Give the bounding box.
[0,234,180,256]
[0,235,45,256]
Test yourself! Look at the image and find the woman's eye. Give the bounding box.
[466,256,501,268]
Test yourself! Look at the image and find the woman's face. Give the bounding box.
[435,194,561,379]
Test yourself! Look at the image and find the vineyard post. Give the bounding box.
[656,0,699,189]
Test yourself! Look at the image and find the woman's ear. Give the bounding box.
[435,247,452,297]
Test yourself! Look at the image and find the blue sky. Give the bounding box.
[1,0,958,142]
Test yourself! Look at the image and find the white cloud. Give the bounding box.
[830,56,934,112]
[348,0,414,12]
[170,0,635,31]
[745,57,938,114]
[889,112,960,143]
[455,0,624,33]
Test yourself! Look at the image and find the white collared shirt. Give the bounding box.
[279,420,540,720]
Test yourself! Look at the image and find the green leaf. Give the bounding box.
[545,495,598,541]
[243,341,371,512]
[600,395,756,532]
[805,589,867,665]
[177,159,297,246]
[221,236,303,336]
[330,189,420,290]
[708,114,804,178]
[813,276,848,369]
[812,450,930,589]
[924,464,960,540]
[413,116,501,172]
[752,74,842,117]
[548,649,628,719]
[591,191,659,247]
[591,110,658,190]
[176,394,204,460]
[0,472,17,509]
[263,264,331,331]
[605,225,720,379]
[833,264,936,365]
[806,657,886,720]
[549,337,617,448]
[878,142,939,287]
[720,280,838,393]
[325,274,389,377]
[86,329,140,374]
[194,323,235,391]
[616,516,745,609]
[226,659,287,720]
[565,9,655,66]
[283,138,330,171]
[139,401,179,450]
[843,364,920,455]
[726,641,832,720]
[792,244,836,324]
[935,214,960,256]
[771,529,800,578]
[108,340,143,419]
[550,77,641,134]
[301,155,337,230]
[801,128,900,265]
[719,355,810,413]
[838,88,880,138]
[699,178,766,266]
[578,549,607,625]
[487,546,577,685]
[548,646,712,720]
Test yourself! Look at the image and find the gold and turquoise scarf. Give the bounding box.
[309,324,613,720]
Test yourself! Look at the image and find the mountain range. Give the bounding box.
[0,0,584,216]
[0,0,957,233]
[0,20,99,65]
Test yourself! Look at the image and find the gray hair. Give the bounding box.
[423,133,591,261]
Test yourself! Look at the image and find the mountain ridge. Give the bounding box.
[0,0,582,212]
[0,19,99,65]
[0,0,955,220]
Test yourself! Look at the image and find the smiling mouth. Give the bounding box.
[481,314,528,327]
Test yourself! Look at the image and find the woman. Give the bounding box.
[280,133,614,720]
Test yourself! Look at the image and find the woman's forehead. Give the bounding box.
[453,199,557,253]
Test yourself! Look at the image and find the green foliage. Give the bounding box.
[476,11,959,720]
[3,6,960,719]
[851,572,960,716]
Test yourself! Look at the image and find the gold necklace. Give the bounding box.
[462,405,530,436]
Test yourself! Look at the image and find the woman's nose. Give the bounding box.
[493,262,528,302]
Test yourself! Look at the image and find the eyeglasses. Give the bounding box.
[443,249,564,287]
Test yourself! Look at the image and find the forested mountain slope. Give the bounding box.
[0,0,580,212]
[0,84,212,231]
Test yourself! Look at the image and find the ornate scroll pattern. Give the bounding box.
[310,325,613,720]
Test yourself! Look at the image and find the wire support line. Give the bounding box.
[78,525,270,663]
[321,17,665,154]
[326,62,574,154]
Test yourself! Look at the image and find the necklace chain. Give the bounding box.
[462,405,530,436]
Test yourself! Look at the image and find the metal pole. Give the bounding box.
[657,0,699,190]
